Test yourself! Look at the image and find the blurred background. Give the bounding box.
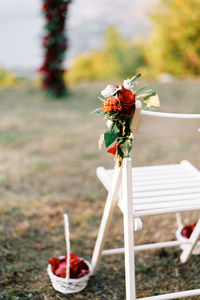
[1,0,200,86]
[0,1,200,300]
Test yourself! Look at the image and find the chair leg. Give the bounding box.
[91,166,122,274]
[176,212,183,230]
[180,217,200,263]
[123,158,136,300]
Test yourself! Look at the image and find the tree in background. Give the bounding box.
[67,27,146,83]
[39,0,71,97]
[0,67,18,88]
[105,27,146,78]
[145,0,200,77]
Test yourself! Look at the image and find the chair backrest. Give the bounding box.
[131,101,200,138]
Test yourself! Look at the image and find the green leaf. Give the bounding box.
[131,73,141,81]
[117,137,125,143]
[144,92,156,100]
[117,144,124,159]
[134,86,146,94]
[143,105,158,111]
[104,124,119,148]
[136,89,153,99]
[90,108,104,115]
[119,139,132,157]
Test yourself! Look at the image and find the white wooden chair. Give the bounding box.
[91,101,200,300]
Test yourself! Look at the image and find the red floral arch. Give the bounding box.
[39,0,71,97]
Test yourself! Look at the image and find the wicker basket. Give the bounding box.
[47,214,92,294]
[176,228,200,255]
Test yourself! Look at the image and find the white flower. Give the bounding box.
[101,84,122,98]
[123,73,141,90]
[123,79,135,90]
[107,120,112,128]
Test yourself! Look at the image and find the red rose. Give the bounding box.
[116,85,135,118]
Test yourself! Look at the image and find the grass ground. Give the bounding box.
[0,80,200,300]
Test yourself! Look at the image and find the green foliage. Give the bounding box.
[104,27,146,78]
[145,0,200,77]
[66,52,109,82]
[66,26,146,83]
[91,108,104,115]
[0,67,18,88]
[118,138,132,158]
[104,123,119,148]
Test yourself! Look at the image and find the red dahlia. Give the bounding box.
[102,96,122,113]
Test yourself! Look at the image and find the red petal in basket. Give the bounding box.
[48,253,89,279]
[181,222,197,239]
[55,261,67,278]
[48,257,64,273]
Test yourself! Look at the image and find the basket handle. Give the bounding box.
[64,214,71,280]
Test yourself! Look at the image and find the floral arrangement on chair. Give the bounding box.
[93,74,160,165]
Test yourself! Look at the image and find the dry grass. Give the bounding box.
[0,80,200,300]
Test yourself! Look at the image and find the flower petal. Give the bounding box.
[123,74,141,90]
[107,120,113,128]
[107,142,117,155]
[101,84,122,97]
[144,93,160,108]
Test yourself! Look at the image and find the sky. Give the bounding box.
[0,0,157,71]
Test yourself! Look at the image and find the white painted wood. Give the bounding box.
[105,166,196,183]
[176,213,183,230]
[123,158,136,300]
[131,177,199,186]
[131,193,200,205]
[131,100,142,136]
[63,214,71,280]
[134,205,200,217]
[100,164,200,191]
[102,247,125,255]
[132,198,200,211]
[134,218,143,231]
[96,167,112,191]
[180,218,200,263]
[134,109,200,138]
[91,163,122,274]
[102,240,192,256]
[97,161,200,217]
[106,163,182,173]
[133,240,192,252]
[181,160,200,177]
[130,187,200,199]
[94,102,200,299]
[136,289,200,300]
[130,181,199,193]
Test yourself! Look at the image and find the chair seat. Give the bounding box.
[96,160,200,217]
